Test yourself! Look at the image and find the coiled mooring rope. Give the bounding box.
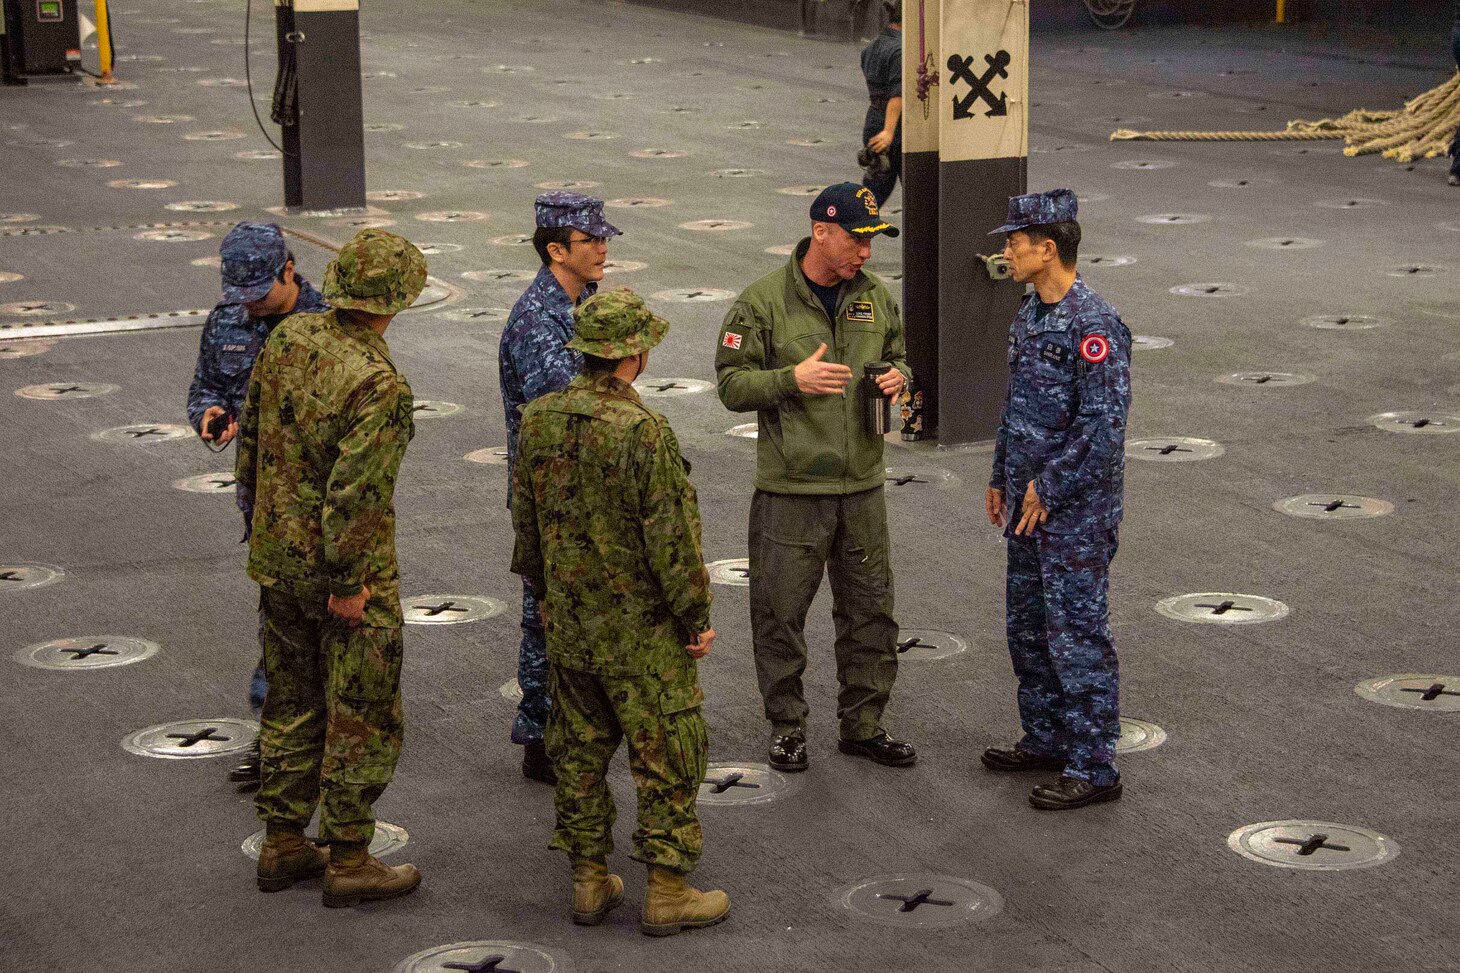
[1111,72,1460,163]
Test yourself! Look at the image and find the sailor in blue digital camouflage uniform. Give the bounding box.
[980,188,1132,811]
[859,0,903,206]
[499,192,623,784]
[185,220,328,789]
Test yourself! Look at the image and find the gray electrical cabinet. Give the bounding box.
[2,0,81,77]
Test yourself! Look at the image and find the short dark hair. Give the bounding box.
[1023,221,1080,268]
[581,353,618,374]
[276,250,296,282]
[533,226,575,267]
[884,0,901,22]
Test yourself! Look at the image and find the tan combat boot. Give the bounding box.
[322,847,422,908]
[256,831,328,892]
[571,856,624,926]
[640,864,730,937]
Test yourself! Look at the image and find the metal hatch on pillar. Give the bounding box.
[274,0,366,213]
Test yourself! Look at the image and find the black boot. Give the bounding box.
[230,740,261,790]
[522,740,557,785]
[1029,775,1123,811]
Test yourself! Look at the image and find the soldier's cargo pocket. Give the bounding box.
[329,625,404,704]
[659,677,708,786]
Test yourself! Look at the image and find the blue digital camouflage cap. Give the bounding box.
[219,221,290,303]
[534,191,622,237]
[809,182,899,238]
[990,188,1079,234]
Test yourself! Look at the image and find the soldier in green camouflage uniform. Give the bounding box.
[511,289,731,937]
[235,228,427,908]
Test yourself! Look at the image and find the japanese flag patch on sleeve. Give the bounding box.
[722,331,744,350]
[1079,333,1110,364]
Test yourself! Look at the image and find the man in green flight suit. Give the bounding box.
[511,288,730,937]
[716,182,915,773]
[235,228,426,908]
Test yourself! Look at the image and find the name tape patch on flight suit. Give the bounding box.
[722,331,743,350]
[846,301,875,323]
[1040,342,1069,365]
[1080,334,1110,364]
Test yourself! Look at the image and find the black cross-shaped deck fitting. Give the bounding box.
[1245,375,1274,384]
[653,383,685,392]
[1273,833,1351,856]
[729,567,750,578]
[1146,444,1192,456]
[210,478,236,488]
[1194,601,1252,616]
[165,727,230,747]
[1400,683,1459,702]
[60,643,118,660]
[413,404,435,413]
[442,956,517,973]
[1309,500,1358,512]
[49,385,86,395]
[415,601,468,617]
[705,773,760,794]
[1409,418,1443,428]
[1201,285,1224,293]
[0,570,25,582]
[127,427,166,438]
[703,223,728,229]
[897,637,935,654]
[887,475,929,486]
[877,888,956,913]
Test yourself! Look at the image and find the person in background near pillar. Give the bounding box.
[982,189,1132,811]
[499,192,623,785]
[1448,0,1459,186]
[859,0,903,206]
[716,183,914,774]
[237,228,426,906]
[511,290,728,937]
[185,221,328,791]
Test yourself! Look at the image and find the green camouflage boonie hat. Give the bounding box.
[322,228,428,314]
[566,288,669,359]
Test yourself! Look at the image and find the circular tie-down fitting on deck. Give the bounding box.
[91,423,193,444]
[411,400,465,420]
[0,339,54,358]
[787,137,837,147]
[1209,176,1279,189]
[725,422,759,439]
[1170,283,1249,298]
[393,941,567,973]
[500,679,523,702]
[0,563,65,594]
[173,472,239,494]
[2,301,77,317]
[122,718,259,759]
[1117,717,1166,754]
[697,762,794,807]
[884,469,961,490]
[708,558,751,587]
[1215,371,1315,388]
[1355,674,1460,712]
[489,233,533,247]
[632,377,711,398]
[564,131,619,141]
[708,168,768,179]
[439,307,509,325]
[15,382,118,400]
[419,243,465,257]
[650,288,735,304]
[1301,313,1386,331]
[1136,213,1212,226]
[1112,159,1177,171]
[1,225,69,237]
[1369,412,1460,435]
[1385,264,1448,279]
[1126,437,1224,462]
[364,123,405,133]
[242,821,409,862]
[536,180,600,192]
[368,190,426,203]
[765,243,799,256]
[630,148,688,159]
[1315,197,1387,211]
[1245,237,1324,251]
[832,874,1004,929]
[894,629,967,662]
[464,159,531,173]
[464,446,510,465]
[406,279,454,311]
[601,260,647,275]
[403,594,506,626]
[417,210,488,224]
[1227,821,1398,871]
[1132,335,1173,351]
[777,184,825,196]
[165,201,238,213]
[605,197,672,210]
[403,140,465,151]
[135,228,214,243]
[1274,495,1393,521]
[463,269,536,285]
[1155,592,1289,625]
[15,635,159,671]
[1084,254,1137,268]
[182,130,247,142]
[678,219,754,233]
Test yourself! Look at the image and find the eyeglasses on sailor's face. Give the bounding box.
[566,234,609,249]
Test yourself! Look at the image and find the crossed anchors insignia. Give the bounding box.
[948,50,1011,119]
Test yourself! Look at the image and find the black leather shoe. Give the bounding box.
[838,732,916,767]
[1029,775,1123,811]
[522,740,557,785]
[980,745,1065,774]
[229,741,261,789]
[768,734,808,772]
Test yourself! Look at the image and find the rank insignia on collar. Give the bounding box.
[846,301,875,322]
